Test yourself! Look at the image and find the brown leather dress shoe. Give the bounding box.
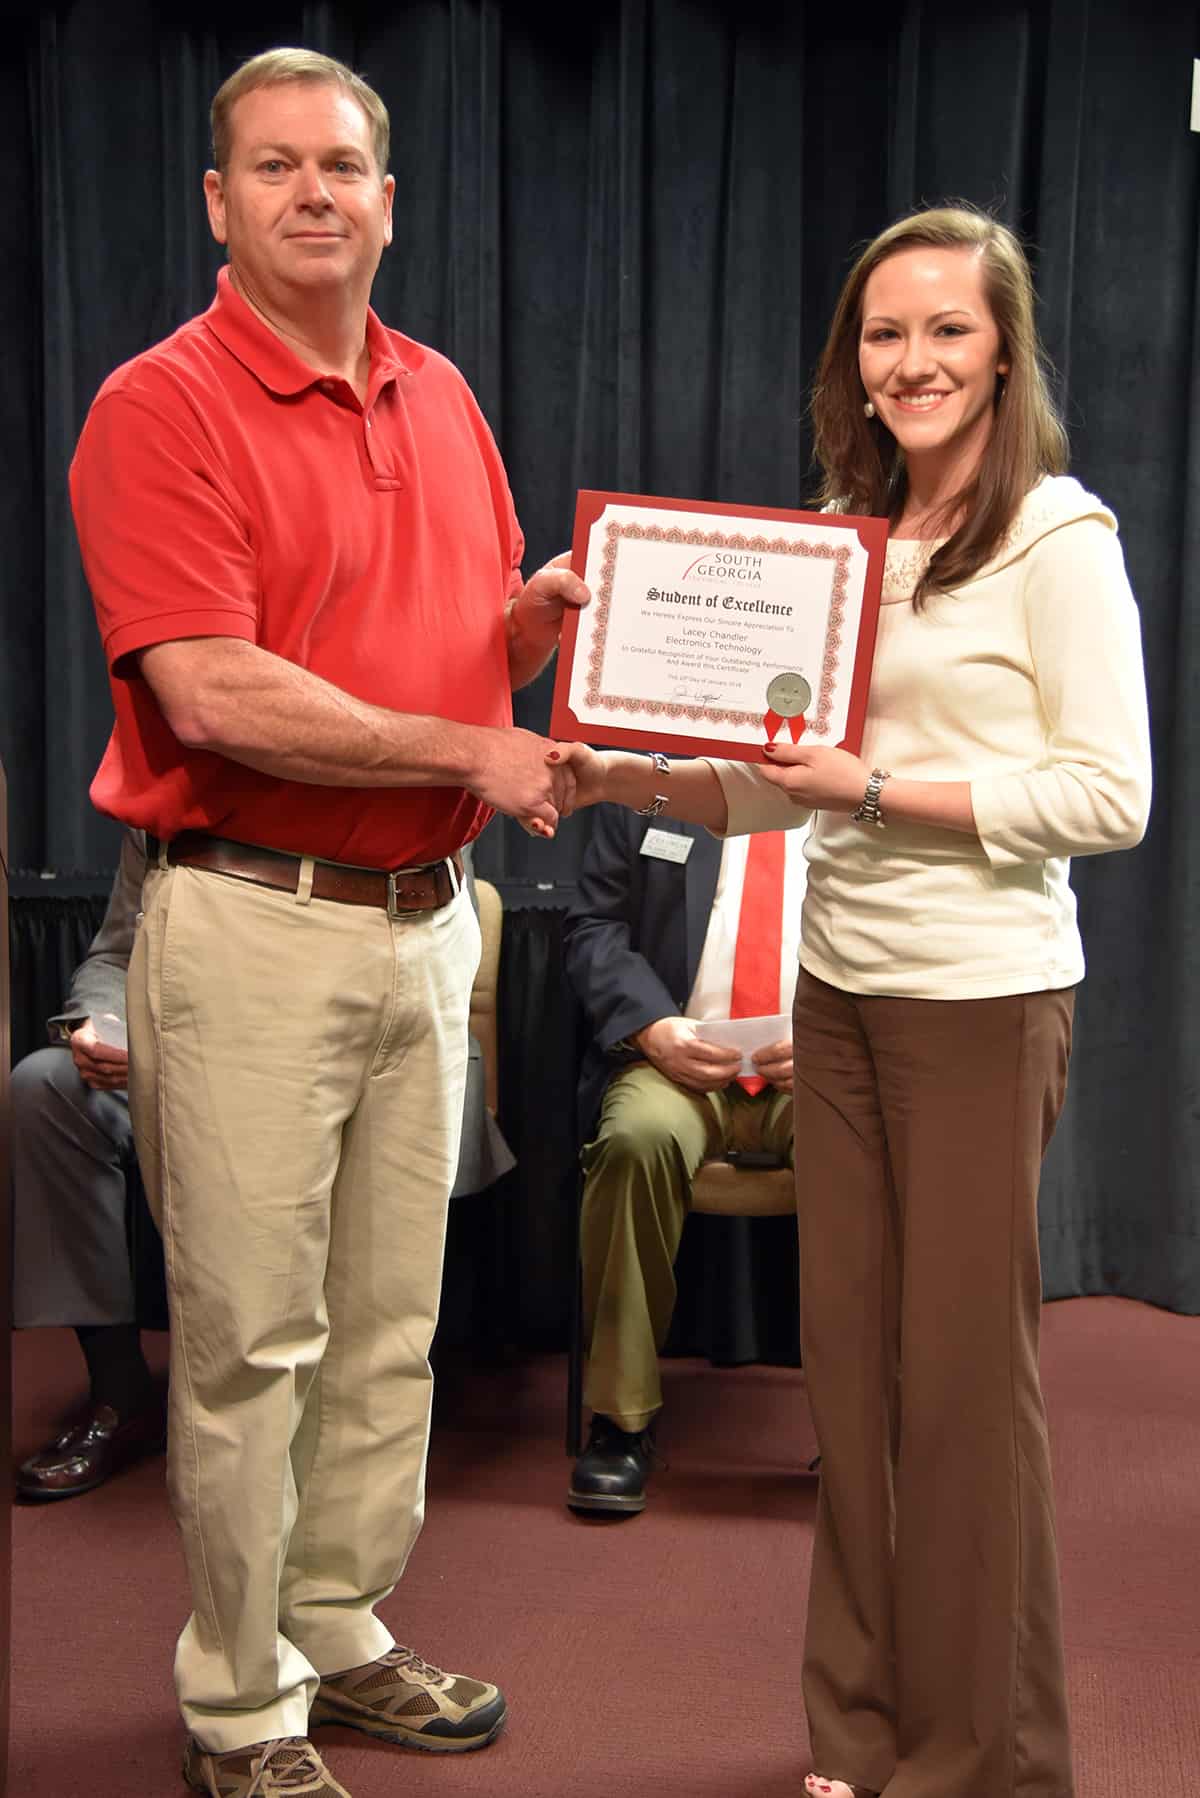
[16,1399,167,1500]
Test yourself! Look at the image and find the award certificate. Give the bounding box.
[550,490,888,760]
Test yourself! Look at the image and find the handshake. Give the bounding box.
[483,549,607,839]
[467,732,606,842]
[480,548,869,838]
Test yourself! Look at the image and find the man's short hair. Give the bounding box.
[211,47,391,180]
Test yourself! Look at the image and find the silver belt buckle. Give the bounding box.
[386,861,449,919]
[386,852,456,913]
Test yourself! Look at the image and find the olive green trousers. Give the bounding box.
[580,1062,794,1431]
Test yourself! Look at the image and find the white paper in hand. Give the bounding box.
[693,1013,789,1077]
[93,1012,128,1051]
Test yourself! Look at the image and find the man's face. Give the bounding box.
[204,81,394,305]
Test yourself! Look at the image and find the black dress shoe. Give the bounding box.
[567,1415,656,1515]
[16,1397,167,1501]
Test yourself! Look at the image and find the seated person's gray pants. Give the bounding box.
[11,1046,136,1329]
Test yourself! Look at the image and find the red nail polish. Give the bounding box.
[548,750,560,761]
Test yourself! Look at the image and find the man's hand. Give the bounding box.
[506,552,591,689]
[69,1019,129,1093]
[467,726,578,838]
[759,743,871,810]
[634,1016,742,1094]
[752,1037,793,1091]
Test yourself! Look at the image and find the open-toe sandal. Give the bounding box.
[804,1776,879,1798]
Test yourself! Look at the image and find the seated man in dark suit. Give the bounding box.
[562,801,807,1514]
[12,832,512,1500]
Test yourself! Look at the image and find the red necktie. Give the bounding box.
[728,832,786,1095]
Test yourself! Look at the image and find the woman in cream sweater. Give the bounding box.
[558,206,1151,1798]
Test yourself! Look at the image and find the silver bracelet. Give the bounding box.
[851,767,891,828]
[634,752,671,818]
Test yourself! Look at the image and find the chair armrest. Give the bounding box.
[471,878,502,1115]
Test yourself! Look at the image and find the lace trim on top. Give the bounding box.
[882,536,945,602]
[845,475,1113,602]
[983,474,1112,567]
[880,480,1110,600]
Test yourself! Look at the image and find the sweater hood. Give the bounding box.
[976,474,1117,578]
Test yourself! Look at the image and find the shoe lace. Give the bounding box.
[248,1739,333,1795]
[384,1645,446,1684]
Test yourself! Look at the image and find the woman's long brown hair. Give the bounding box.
[811,205,1069,607]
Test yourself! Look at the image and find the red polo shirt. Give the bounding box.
[70,267,523,868]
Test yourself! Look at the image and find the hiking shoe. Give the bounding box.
[310,1645,506,1752]
[183,1735,351,1796]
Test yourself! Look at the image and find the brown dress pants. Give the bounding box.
[792,969,1076,1798]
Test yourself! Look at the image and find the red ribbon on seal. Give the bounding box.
[763,710,807,745]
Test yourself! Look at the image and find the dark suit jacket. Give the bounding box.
[563,803,723,1135]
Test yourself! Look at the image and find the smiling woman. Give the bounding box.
[556,201,1152,1798]
[858,249,1008,508]
[811,205,1068,608]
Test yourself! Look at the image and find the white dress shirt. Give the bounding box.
[685,827,808,1021]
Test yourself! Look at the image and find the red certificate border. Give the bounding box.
[550,490,888,761]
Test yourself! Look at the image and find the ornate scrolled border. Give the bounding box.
[584,519,849,736]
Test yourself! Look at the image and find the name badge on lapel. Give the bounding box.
[640,828,694,865]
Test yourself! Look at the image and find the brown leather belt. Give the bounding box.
[149,832,463,916]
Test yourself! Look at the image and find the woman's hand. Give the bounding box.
[546,741,611,811]
[759,743,870,812]
[543,745,730,831]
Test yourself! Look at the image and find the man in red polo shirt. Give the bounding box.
[70,47,585,1798]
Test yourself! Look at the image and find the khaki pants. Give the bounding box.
[793,969,1076,1798]
[580,1063,794,1431]
[126,859,479,1751]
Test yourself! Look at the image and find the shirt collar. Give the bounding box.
[203,265,423,398]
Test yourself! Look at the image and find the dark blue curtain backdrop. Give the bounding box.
[3,0,1198,1312]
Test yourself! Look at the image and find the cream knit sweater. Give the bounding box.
[707,476,1153,1000]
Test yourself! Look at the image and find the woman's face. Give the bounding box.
[858,246,1009,483]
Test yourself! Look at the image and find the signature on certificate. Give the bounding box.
[671,684,724,706]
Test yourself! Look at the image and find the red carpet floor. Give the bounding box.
[8,1296,1200,1796]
